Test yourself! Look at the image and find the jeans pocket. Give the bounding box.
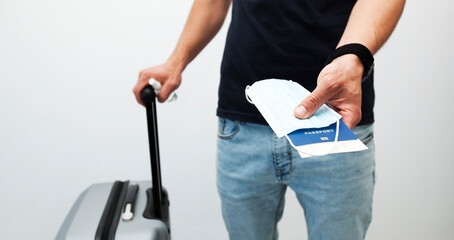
[360,131,374,145]
[218,118,241,140]
[353,124,374,146]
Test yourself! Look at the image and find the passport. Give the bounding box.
[287,119,356,145]
[245,79,368,158]
[286,119,367,158]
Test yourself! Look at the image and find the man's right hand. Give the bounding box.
[133,0,232,106]
[133,60,183,106]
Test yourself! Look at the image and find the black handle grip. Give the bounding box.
[140,85,156,106]
[140,85,164,219]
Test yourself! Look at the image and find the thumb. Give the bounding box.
[294,86,334,119]
[157,80,180,103]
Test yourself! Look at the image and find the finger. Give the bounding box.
[326,103,340,112]
[132,74,152,106]
[338,109,361,130]
[157,80,179,103]
[294,84,336,119]
[133,82,147,106]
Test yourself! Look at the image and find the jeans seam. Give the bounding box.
[363,169,375,240]
[271,187,286,240]
[273,135,281,178]
[286,141,293,177]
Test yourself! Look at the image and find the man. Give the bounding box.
[133,0,405,239]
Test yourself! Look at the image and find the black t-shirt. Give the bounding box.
[217,0,374,126]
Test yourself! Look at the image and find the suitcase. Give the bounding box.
[56,85,171,240]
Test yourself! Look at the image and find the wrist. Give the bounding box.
[167,53,189,73]
[326,43,374,82]
[333,54,364,78]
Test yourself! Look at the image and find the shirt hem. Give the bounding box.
[216,108,374,126]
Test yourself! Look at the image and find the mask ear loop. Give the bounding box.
[149,78,178,102]
[290,119,340,157]
[245,85,254,104]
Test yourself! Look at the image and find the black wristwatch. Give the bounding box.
[325,43,374,82]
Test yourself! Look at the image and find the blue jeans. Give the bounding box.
[217,118,375,240]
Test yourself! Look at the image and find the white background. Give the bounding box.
[1,0,453,239]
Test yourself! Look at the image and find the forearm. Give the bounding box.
[337,0,406,54]
[168,0,232,71]
[296,0,405,127]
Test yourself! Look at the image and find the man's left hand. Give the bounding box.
[293,54,364,129]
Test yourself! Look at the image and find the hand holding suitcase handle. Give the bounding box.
[140,85,157,106]
[140,85,165,219]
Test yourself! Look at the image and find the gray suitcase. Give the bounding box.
[56,86,170,240]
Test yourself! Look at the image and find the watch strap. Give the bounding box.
[325,43,374,79]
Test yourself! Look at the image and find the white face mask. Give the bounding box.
[245,79,341,138]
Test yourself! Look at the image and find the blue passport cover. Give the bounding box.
[287,119,357,146]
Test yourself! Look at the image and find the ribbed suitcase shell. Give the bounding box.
[56,181,169,240]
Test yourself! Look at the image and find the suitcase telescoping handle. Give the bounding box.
[140,85,164,218]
